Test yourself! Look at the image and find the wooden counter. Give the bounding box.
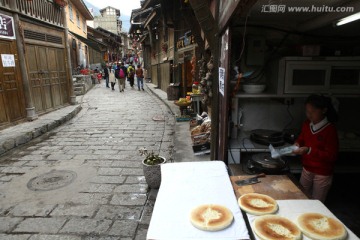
[228,163,309,200]
[230,175,308,200]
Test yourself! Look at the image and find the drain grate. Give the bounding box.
[27,170,77,191]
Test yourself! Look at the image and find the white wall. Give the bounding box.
[237,97,360,134]
[238,98,306,133]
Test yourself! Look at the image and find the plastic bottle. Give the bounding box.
[192,82,199,94]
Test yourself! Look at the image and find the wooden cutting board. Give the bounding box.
[230,175,308,200]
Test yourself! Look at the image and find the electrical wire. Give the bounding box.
[283,103,294,131]
[234,15,249,64]
[242,138,249,152]
[244,33,290,81]
[228,145,237,164]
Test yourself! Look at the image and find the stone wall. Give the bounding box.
[73,75,94,96]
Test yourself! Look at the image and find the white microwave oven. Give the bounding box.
[278,56,360,94]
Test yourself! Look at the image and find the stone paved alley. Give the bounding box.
[0,83,176,240]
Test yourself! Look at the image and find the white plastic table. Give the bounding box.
[147,161,250,240]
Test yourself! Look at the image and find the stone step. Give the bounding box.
[74,91,83,96]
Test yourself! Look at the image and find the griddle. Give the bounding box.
[250,129,284,147]
[247,153,289,175]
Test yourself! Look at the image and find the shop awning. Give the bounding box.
[69,31,106,52]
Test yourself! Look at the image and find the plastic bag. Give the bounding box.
[269,144,299,159]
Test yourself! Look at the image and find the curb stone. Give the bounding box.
[145,83,179,116]
[0,105,82,157]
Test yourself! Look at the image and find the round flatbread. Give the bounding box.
[253,215,302,240]
[297,213,347,240]
[238,193,278,215]
[190,204,233,231]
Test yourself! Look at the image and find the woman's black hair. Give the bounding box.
[305,94,338,122]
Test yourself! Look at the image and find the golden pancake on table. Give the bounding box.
[190,204,233,231]
[297,213,347,240]
[253,215,302,240]
[238,193,278,215]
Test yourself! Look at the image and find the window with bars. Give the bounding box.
[76,11,80,28]
[68,3,73,21]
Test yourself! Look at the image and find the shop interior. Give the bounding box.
[227,0,360,235]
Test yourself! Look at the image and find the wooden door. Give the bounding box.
[48,48,61,108]
[38,46,53,110]
[160,62,170,92]
[26,44,68,113]
[151,65,158,86]
[57,49,68,105]
[26,45,44,112]
[182,59,193,96]
[0,40,26,127]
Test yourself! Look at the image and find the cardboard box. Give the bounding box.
[192,142,210,153]
[191,132,210,144]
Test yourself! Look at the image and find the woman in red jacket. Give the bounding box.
[293,94,339,202]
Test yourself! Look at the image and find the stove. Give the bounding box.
[245,153,290,175]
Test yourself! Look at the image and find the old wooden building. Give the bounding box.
[86,26,122,68]
[0,0,75,129]
[65,0,93,72]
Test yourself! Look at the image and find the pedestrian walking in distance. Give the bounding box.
[127,63,135,88]
[116,63,127,92]
[109,69,116,90]
[96,70,102,84]
[104,64,110,88]
[136,64,144,91]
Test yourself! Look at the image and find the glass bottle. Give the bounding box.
[192,82,199,94]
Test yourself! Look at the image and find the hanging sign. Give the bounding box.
[219,67,225,96]
[176,35,195,50]
[1,54,15,67]
[0,14,16,40]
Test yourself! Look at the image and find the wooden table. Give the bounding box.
[230,175,308,200]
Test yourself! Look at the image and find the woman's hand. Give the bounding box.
[293,146,309,155]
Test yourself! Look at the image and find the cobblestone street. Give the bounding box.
[0,83,175,240]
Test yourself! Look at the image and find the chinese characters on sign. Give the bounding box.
[176,35,195,50]
[261,5,286,13]
[219,67,225,96]
[0,14,16,40]
[1,54,15,67]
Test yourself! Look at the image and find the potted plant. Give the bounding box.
[139,148,166,189]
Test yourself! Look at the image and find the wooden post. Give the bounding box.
[210,35,220,160]
[62,7,76,105]
[188,0,218,50]
[217,28,230,164]
[12,12,38,121]
[180,7,205,53]
[188,0,220,160]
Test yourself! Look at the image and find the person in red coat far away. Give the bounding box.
[293,94,339,202]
